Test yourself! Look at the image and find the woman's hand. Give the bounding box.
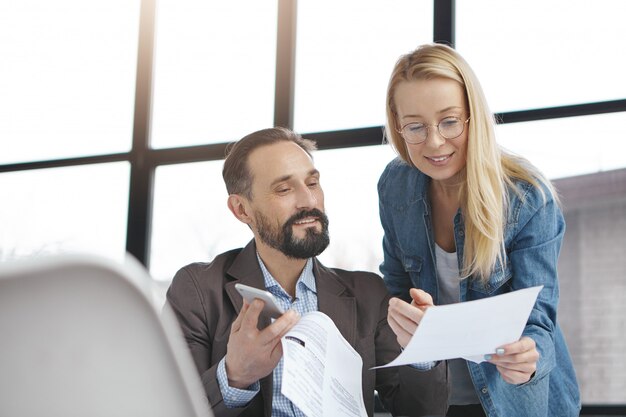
[387,288,434,348]
[486,336,539,384]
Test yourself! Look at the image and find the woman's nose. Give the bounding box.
[424,127,447,147]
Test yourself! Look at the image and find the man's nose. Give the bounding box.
[296,185,317,209]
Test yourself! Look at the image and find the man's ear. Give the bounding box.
[227,194,253,225]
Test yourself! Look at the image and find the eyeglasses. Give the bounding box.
[398,116,470,144]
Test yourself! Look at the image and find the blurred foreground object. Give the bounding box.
[0,254,213,417]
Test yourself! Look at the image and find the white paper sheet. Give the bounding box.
[374,285,543,368]
[281,311,367,417]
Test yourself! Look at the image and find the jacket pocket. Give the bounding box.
[401,255,423,289]
[468,258,512,295]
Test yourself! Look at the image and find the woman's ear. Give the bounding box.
[227,194,252,225]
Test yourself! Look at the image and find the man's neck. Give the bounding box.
[255,242,308,298]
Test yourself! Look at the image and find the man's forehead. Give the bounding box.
[268,168,319,186]
[248,142,316,184]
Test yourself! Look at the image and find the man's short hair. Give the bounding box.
[222,127,317,199]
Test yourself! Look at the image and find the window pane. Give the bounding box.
[150,0,277,148]
[294,0,433,133]
[457,0,626,112]
[496,112,626,179]
[150,161,250,281]
[314,145,396,272]
[0,0,139,164]
[0,163,130,262]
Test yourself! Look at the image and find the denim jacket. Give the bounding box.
[378,158,581,417]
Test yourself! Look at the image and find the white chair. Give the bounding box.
[0,254,213,417]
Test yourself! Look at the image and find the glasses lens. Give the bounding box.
[401,116,467,143]
[439,117,463,139]
[402,124,427,144]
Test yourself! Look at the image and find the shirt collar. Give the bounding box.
[256,253,317,296]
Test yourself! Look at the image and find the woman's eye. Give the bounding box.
[408,124,425,131]
[441,117,459,127]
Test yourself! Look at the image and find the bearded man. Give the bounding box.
[166,127,447,417]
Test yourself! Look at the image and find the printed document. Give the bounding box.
[281,311,367,417]
[375,285,543,368]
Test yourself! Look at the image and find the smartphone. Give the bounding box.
[234,283,285,318]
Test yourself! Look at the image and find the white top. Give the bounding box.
[434,243,480,405]
[434,243,461,305]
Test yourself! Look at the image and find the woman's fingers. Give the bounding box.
[388,296,430,347]
[409,288,434,310]
[488,336,539,384]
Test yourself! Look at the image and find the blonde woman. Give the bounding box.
[379,44,580,417]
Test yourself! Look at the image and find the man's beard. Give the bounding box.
[255,208,330,259]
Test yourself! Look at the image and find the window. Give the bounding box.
[496,112,626,179]
[0,163,130,262]
[0,0,139,164]
[456,0,626,113]
[149,161,249,281]
[294,0,433,133]
[149,0,278,148]
[315,145,396,272]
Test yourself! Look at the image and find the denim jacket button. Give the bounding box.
[481,387,488,394]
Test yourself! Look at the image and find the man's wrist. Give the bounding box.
[217,358,259,408]
[225,357,251,389]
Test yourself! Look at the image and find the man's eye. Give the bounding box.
[307,181,319,188]
[276,188,290,194]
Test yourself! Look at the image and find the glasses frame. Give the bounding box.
[397,116,471,145]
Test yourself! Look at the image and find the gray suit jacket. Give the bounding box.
[166,240,448,417]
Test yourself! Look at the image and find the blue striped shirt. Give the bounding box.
[217,256,316,416]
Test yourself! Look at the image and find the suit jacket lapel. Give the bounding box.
[314,259,357,347]
[224,240,271,327]
[223,240,274,417]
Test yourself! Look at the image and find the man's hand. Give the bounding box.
[486,336,539,384]
[225,299,300,388]
[387,288,434,348]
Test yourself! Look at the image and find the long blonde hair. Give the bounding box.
[385,44,556,282]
